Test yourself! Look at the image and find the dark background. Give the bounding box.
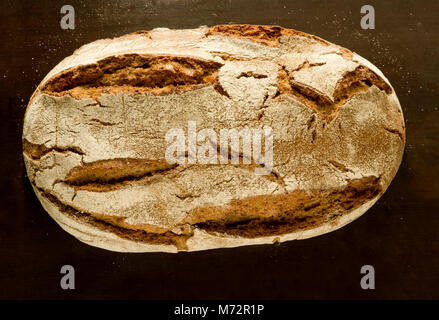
[0,0,437,299]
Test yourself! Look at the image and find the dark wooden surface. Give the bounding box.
[0,0,437,299]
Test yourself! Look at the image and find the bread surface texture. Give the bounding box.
[23,25,405,252]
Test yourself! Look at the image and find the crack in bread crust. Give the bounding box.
[206,24,354,60]
[40,55,393,122]
[40,54,227,100]
[63,158,178,192]
[277,65,393,121]
[23,139,85,160]
[37,187,193,250]
[37,52,392,124]
[36,175,381,250]
[383,127,405,140]
[206,24,332,47]
[184,176,382,238]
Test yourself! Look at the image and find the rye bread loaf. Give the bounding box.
[22,24,405,253]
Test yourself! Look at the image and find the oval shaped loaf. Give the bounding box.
[23,25,405,253]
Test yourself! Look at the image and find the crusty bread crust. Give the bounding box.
[23,25,405,252]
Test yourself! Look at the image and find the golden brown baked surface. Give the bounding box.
[23,25,405,252]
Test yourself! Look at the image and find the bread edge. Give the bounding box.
[34,181,380,253]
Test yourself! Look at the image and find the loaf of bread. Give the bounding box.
[22,25,405,252]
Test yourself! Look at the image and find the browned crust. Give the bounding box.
[36,175,381,250]
[23,138,85,160]
[63,158,178,192]
[38,188,192,250]
[333,65,393,100]
[205,24,354,59]
[127,30,152,38]
[36,52,393,124]
[184,176,382,238]
[277,65,393,121]
[205,24,332,47]
[39,54,227,100]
